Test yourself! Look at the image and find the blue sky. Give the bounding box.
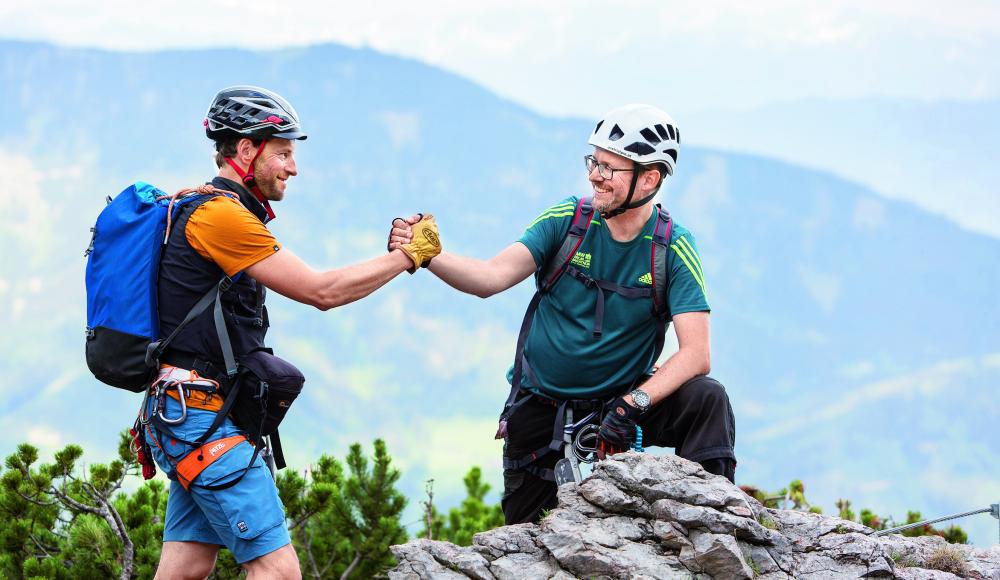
[4,1,999,237]
[2,1,997,116]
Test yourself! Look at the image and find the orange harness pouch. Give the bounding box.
[174,435,248,491]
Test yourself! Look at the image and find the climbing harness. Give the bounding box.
[500,197,671,482]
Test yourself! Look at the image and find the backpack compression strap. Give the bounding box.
[649,204,673,362]
[538,197,596,291]
[507,198,596,414]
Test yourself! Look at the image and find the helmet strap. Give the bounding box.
[601,162,647,219]
[223,139,275,221]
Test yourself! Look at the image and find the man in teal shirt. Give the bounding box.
[390,104,736,524]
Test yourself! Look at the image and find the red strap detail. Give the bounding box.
[544,198,593,288]
[223,139,275,221]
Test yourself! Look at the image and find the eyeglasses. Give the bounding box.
[584,155,635,180]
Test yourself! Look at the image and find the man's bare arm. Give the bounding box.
[427,243,537,298]
[628,311,711,406]
[388,216,536,298]
[246,248,413,311]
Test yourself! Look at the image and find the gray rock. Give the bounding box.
[388,454,1000,580]
[653,520,694,551]
[687,531,754,579]
[895,570,967,580]
[881,535,1000,580]
[595,454,754,512]
[746,543,792,579]
[390,539,490,579]
[578,476,654,518]
[652,498,777,544]
[555,481,609,518]
[472,524,543,560]
[539,507,691,578]
[488,551,561,580]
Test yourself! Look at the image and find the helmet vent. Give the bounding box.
[676,129,681,145]
[654,124,670,141]
[609,124,624,141]
[625,142,655,156]
[594,120,604,134]
[663,148,678,162]
[248,98,273,108]
[640,128,661,145]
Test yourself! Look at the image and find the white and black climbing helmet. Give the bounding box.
[588,104,679,176]
[205,85,307,141]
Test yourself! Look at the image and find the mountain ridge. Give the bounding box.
[0,39,997,546]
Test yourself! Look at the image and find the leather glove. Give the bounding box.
[397,214,442,272]
[596,396,640,459]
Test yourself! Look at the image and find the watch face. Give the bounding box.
[632,390,651,410]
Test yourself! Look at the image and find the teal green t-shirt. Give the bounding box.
[508,196,710,399]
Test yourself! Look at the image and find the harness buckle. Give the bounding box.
[145,341,163,369]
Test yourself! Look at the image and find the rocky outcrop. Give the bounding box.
[390,454,1000,579]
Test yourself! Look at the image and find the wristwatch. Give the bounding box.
[628,389,651,413]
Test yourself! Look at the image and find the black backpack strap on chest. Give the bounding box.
[507,198,596,411]
[562,266,653,338]
[649,204,673,362]
[538,197,596,291]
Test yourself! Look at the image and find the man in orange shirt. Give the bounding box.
[143,86,439,579]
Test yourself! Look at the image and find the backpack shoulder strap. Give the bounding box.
[538,197,596,291]
[650,204,673,320]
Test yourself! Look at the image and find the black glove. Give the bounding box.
[596,396,641,459]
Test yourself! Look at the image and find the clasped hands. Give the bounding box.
[387,214,442,273]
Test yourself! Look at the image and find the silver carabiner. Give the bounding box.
[155,380,188,425]
[138,386,153,426]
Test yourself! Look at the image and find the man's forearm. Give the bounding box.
[309,250,413,310]
[427,251,505,298]
[632,346,711,406]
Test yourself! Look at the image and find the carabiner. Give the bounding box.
[138,387,153,426]
[155,380,188,425]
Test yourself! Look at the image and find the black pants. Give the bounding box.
[501,375,736,525]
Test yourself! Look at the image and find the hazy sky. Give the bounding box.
[3,0,998,118]
[4,0,999,235]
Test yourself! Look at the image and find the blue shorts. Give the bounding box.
[144,394,290,564]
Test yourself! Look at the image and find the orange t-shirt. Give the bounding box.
[185,195,281,276]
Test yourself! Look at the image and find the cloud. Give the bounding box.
[26,425,63,450]
[4,0,999,121]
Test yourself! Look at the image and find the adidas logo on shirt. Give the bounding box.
[638,272,652,285]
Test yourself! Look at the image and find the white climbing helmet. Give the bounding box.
[588,104,680,175]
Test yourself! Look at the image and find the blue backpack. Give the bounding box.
[85,182,234,392]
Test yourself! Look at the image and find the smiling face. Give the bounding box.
[587,147,663,215]
[588,147,638,214]
[252,138,297,201]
